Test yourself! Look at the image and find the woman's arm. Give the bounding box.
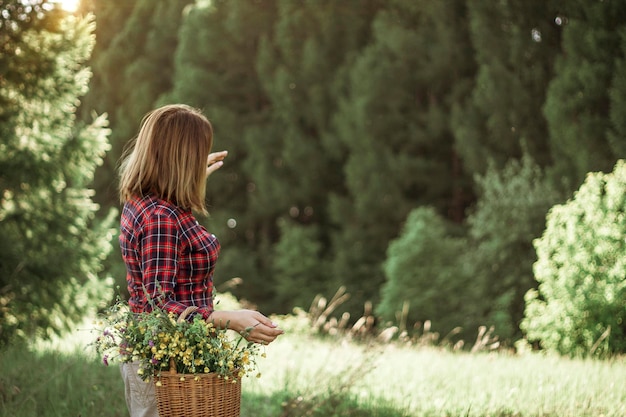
[208,309,284,345]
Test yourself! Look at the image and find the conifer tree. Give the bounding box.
[453,0,562,176]
[608,28,626,158]
[378,207,476,340]
[465,154,562,341]
[254,0,383,311]
[329,0,474,315]
[543,0,626,189]
[0,3,114,345]
[166,0,279,306]
[83,0,193,207]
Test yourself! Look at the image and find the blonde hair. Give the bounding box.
[119,104,213,214]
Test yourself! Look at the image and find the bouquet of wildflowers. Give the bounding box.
[93,298,263,383]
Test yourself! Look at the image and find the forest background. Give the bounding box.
[1,0,625,357]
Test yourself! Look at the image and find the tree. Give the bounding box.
[82,0,193,208]
[0,4,115,346]
[78,0,194,292]
[272,219,327,311]
[168,0,383,313]
[522,160,626,356]
[465,153,562,342]
[254,0,383,312]
[543,0,626,189]
[377,207,477,341]
[452,0,562,176]
[165,0,279,307]
[328,0,474,316]
[608,27,626,159]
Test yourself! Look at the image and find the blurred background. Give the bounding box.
[1,0,625,356]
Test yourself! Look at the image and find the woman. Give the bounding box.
[117,104,283,417]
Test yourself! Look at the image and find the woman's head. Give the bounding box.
[119,104,213,214]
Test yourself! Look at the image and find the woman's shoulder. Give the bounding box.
[123,195,188,224]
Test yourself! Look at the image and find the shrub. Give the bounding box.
[522,159,626,356]
[465,154,561,342]
[376,207,478,341]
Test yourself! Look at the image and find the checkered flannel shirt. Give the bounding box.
[119,194,220,320]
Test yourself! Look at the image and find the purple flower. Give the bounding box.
[103,355,109,366]
[149,340,155,347]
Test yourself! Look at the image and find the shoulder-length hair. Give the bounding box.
[118,104,213,214]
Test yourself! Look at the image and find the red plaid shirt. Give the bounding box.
[119,194,220,320]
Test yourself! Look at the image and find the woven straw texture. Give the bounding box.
[154,307,242,417]
[154,371,241,417]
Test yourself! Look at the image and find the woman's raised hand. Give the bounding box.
[206,150,228,176]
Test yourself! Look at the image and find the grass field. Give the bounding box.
[1,322,625,417]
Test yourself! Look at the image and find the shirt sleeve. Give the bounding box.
[140,212,189,317]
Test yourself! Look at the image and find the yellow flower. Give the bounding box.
[156,381,162,387]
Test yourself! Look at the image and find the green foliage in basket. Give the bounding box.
[92,299,263,382]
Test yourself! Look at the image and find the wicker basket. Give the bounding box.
[154,307,242,417]
[154,369,241,417]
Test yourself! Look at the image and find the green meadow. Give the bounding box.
[1,322,624,417]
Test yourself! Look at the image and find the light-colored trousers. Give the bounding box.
[120,362,158,417]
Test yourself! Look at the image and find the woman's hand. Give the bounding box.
[206,150,228,176]
[208,309,284,345]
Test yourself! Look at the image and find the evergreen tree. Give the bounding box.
[329,0,474,315]
[465,154,562,342]
[452,0,562,176]
[543,0,626,189]
[83,0,193,207]
[166,0,279,307]
[377,207,476,341]
[254,0,383,311]
[608,27,626,157]
[272,219,327,311]
[0,4,115,345]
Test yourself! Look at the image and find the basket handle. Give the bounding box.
[178,306,199,323]
[168,306,200,373]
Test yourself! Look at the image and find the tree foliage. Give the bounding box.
[0,4,114,345]
[72,0,626,350]
[165,0,279,305]
[329,0,474,316]
[465,154,562,341]
[543,0,626,189]
[377,207,475,341]
[452,0,561,175]
[272,219,327,312]
[522,160,626,356]
[83,0,193,207]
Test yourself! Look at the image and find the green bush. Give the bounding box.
[377,207,478,341]
[465,154,562,342]
[272,219,328,312]
[522,159,626,356]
